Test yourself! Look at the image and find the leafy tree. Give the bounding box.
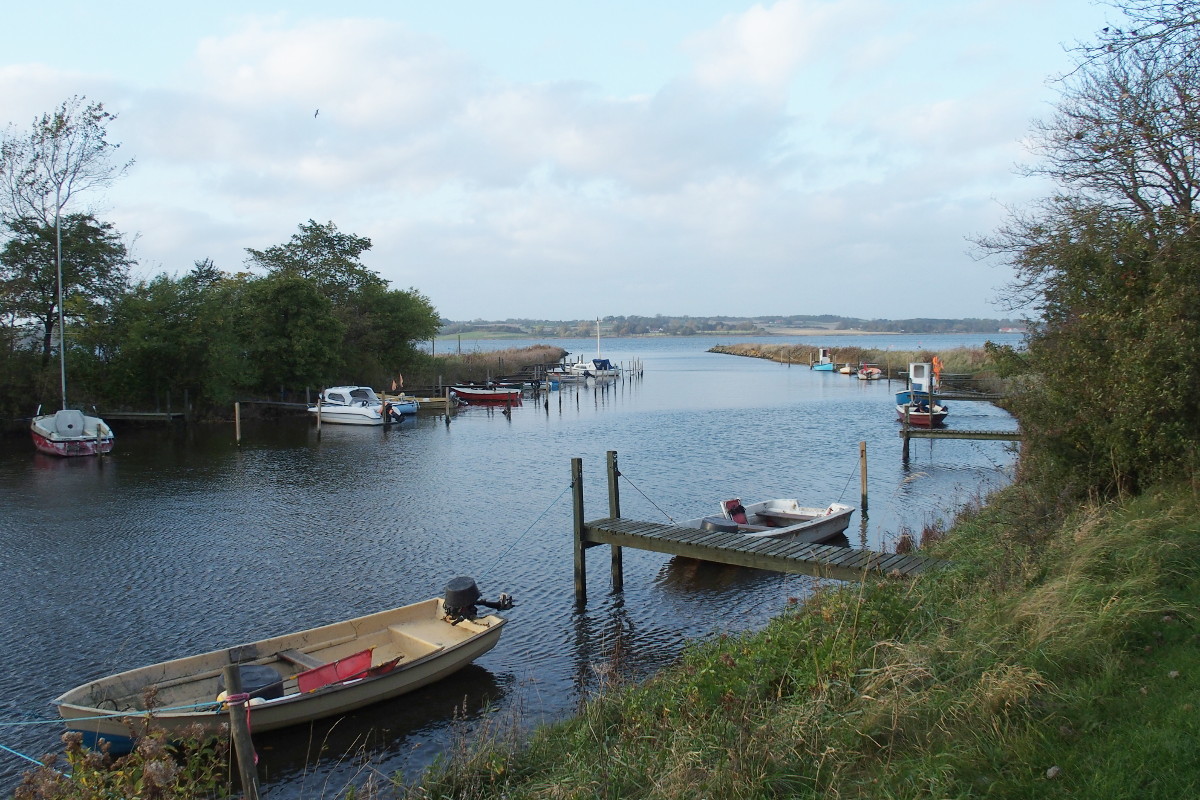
[245,219,383,305]
[238,273,344,391]
[0,95,132,409]
[982,1,1200,495]
[0,214,131,367]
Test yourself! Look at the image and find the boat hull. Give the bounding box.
[30,412,114,457]
[451,386,522,403]
[681,498,854,546]
[55,598,505,752]
[896,405,949,427]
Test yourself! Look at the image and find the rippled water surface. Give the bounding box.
[0,335,1019,795]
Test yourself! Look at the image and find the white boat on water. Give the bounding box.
[565,318,620,378]
[54,577,513,753]
[308,386,417,425]
[680,497,855,545]
[30,407,114,457]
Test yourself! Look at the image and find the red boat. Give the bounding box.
[450,385,522,405]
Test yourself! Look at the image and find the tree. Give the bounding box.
[0,96,132,408]
[982,1,1200,495]
[0,214,131,366]
[239,273,344,391]
[244,220,383,305]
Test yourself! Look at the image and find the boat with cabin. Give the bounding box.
[308,386,417,425]
[896,361,949,426]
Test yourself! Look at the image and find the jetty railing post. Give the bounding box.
[606,450,624,593]
[234,402,241,445]
[572,457,587,606]
[221,665,260,800]
[859,441,868,513]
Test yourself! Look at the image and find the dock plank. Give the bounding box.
[583,517,943,581]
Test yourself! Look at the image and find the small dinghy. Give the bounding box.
[54,578,513,753]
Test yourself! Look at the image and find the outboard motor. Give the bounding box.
[443,576,515,624]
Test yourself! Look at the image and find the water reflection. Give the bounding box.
[0,337,1017,796]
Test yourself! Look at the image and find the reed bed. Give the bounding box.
[404,345,568,389]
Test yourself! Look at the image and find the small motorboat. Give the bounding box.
[680,498,855,545]
[450,385,523,404]
[857,364,883,380]
[895,391,949,427]
[54,577,513,753]
[308,386,416,425]
[30,407,114,457]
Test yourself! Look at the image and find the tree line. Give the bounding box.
[0,98,439,421]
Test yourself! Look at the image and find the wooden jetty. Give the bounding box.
[571,452,942,605]
[103,411,186,422]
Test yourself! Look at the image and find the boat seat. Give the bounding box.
[277,649,326,670]
[721,499,749,525]
[756,509,817,523]
[52,409,87,435]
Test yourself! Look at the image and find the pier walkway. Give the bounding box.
[571,453,943,604]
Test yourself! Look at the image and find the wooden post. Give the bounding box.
[859,441,868,513]
[902,406,911,459]
[316,394,322,439]
[234,402,241,445]
[221,665,260,800]
[606,450,624,593]
[572,457,587,606]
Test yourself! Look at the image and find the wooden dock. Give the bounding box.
[571,453,942,604]
[900,428,1021,441]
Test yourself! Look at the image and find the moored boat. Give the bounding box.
[895,361,948,426]
[30,408,114,456]
[308,386,415,425]
[54,578,513,753]
[857,364,883,380]
[450,385,523,404]
[680,497,855,545]
[811,347,835,371]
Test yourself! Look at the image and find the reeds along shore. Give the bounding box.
[710,344,1000,381]
[405,345,569,388]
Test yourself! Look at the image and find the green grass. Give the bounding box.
[403,482,1200,799]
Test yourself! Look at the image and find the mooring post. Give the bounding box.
[234,402,241,445]
[859,441,868,513]
[902,406,911,459]
[572,457,587,606]
[606,450,624,593]
[221,665,260,800]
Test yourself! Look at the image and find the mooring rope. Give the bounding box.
[0,741,51,768]
[618,472,675,523]
[481,480,575,573]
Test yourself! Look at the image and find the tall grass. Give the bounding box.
[709,344,1000,384]
[405,481,1200,799]
[403,346,568,389]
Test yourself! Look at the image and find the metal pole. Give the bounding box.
[606,450,624,593]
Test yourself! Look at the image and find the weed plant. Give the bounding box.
[404,345,568,389]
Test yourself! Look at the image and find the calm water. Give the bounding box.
[0,335,1019,796]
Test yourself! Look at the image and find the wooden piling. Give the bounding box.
[572,457,587,605]
[607,450,624,593]
[902,406,911,459]
[859,441,868,513]
[234,402,241,445]
[221,665,260,800]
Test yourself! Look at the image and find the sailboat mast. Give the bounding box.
[595,317,600,357]
[54,193,67,411]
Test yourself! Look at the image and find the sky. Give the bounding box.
[1,0,1117,322]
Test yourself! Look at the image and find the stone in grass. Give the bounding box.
[1046,766,1063,780]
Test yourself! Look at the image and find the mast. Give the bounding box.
[54,190,67,410]
[595,317,600,357]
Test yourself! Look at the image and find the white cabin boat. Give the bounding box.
[308,386,416,425]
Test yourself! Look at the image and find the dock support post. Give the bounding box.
[234,402,241,445]
[607,450,624,593]
[859,441,868,513]
[902,407,911,459]
[572,457,587,606]
[221,665,260,800]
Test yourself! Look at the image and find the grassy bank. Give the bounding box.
[407,480,1200,799]
[710,343,995,376]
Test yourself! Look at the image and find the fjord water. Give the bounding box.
[0,335,1018,796]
